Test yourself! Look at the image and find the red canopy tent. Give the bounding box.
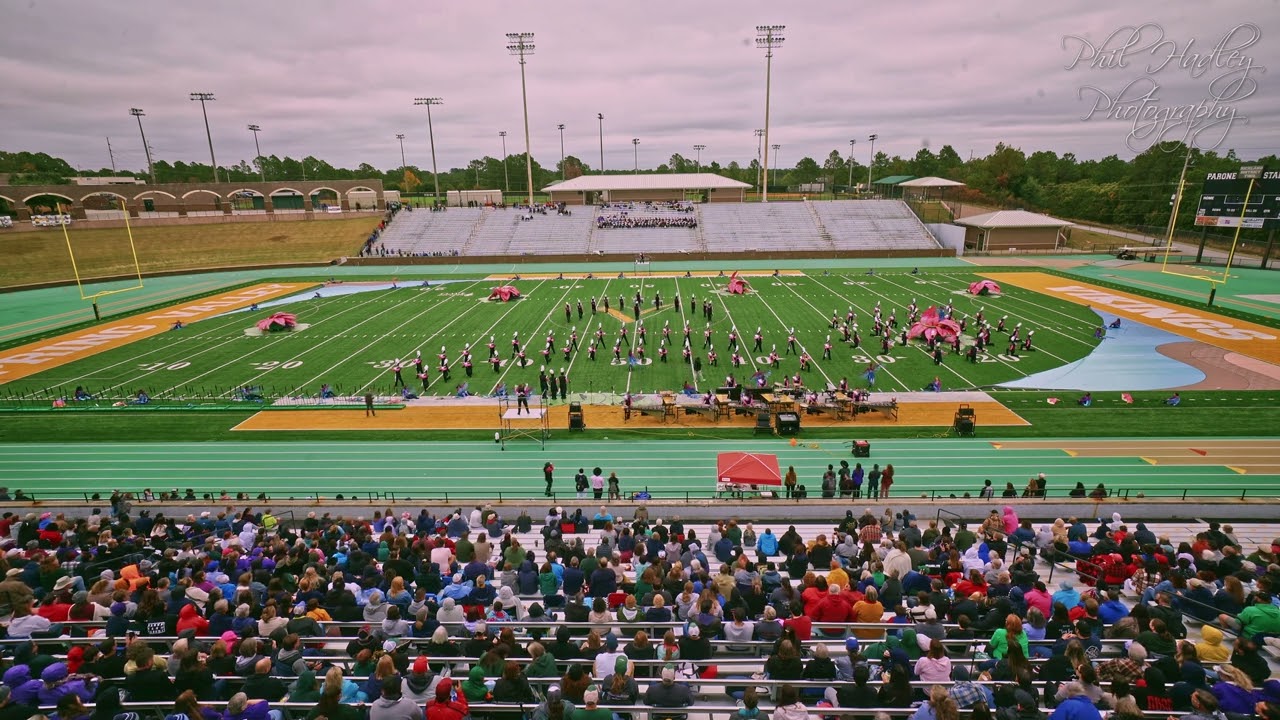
[716,452,782,496]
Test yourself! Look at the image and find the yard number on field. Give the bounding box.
[138,361,191,371]
[250,360,303,370]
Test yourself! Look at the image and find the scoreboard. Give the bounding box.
[1195,166,1280,229]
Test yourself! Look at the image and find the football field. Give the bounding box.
[0,271,1103,402]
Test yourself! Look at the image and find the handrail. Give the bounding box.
[22,701,1204,719]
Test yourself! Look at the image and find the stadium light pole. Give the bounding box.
[396,134,407,173]
[848,139,856,191]
[507,32,536,208]
[756,25,784,203]
[632,138,640,175]
[867,133,878,197]
[771,144,780,186]
[597,113,605,173]
[129,108,156,185]
[413,97,443,202]
[247,124,265,181]
[557,123,566,181]
[189,92,219,183]
[754,129,765,192]
[693,144,706,173]
[498,131,510,195]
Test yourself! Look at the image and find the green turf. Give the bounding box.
[0,271,1104,402]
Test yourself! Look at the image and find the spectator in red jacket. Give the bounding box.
[426,678,469,720]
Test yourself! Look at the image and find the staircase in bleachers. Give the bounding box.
[804,199,837,250]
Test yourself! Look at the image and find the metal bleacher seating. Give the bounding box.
[369,208,484,255]
[812,200,942,251]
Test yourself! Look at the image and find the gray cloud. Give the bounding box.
[1,0,1276,175]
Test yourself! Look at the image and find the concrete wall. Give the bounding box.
[606,189,684,202]
[982,227,1060,251]
[548,191,586,205]
[926,223,967,256]
[709,188,745,202]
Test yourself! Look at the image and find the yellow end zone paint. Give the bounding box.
[980,272,1280,365]
[1227,466,1247,474]
[0,283,314,384]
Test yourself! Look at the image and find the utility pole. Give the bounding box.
[597,113,604,173]
[129,108,155,185]
[754,129,765,192]
[247,124,265,181]
[498,131,510,195]
[632,138,640,174]
[189,92,218,183]
[413,97,443,202]
[557,123,566,181]
[506,32,537,208]
[756,25,785,203]
[693,144,706,173]
[848,139,856,191]
[867,133,878,197]
[771,144,780,187]
[105,137,116,174]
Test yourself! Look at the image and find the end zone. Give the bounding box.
[981,272,1280,365]
[0,283,315,384]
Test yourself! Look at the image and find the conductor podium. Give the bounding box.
[497,396,550,450]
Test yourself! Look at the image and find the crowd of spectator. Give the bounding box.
[596,201,696,229]
[0,502,1277,720]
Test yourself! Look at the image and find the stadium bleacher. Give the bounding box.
[367,200,942,258]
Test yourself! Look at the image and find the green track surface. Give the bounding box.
[1,438,1273,501]
[1,271,1103,401]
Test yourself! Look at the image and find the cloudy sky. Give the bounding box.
[2,0,1276,175]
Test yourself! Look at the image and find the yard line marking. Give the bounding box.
[801,275,913,390]
[75,291,397,399]
[563,276,615,393]
[837,274,1025,387]
[353,279,549,396]
[288,281,490,396]
[493,280,584,393]
[878,274,1083,365]
[157,286,449,397]
[749,281,834,389]
[673,277,699,392]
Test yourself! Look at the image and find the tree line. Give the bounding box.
[2,143,1275,240]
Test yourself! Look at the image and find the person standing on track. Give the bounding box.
[365,392,376,417]
[868,464,882,500]
[543,461,556,497]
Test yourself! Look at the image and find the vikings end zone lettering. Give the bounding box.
[979,272,1280,366]
[0,283,312,382]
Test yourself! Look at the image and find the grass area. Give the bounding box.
[0,272,1103,403]
[0,390,1275,444]
[0,217,377,288]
